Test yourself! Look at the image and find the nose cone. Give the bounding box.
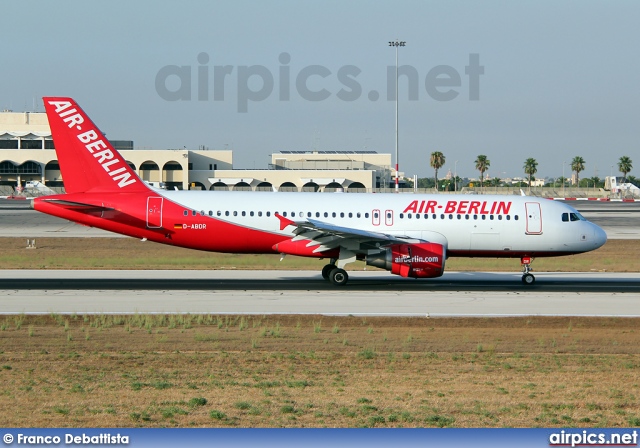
[593,224,607,249]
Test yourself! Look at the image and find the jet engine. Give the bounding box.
[365,242,446,278]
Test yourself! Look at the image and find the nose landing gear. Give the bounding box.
[521,256,535,285]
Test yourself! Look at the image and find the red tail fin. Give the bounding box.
[43,97,149,194]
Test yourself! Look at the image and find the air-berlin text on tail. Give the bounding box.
[403,200,512,215]
[47,101,137,188]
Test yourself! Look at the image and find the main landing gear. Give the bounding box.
[521,257,535,285]
[321,260,349,286]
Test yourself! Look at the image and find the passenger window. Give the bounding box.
[266,211,271,217]
[514,215,519,220]
[365,213,369,218]
[490,215,494,220]
[316,212,320,218]
[498,215,502,220]
[250,211,254,217]
[324,212,329,218]
[432,214,436,219]
[225,211,229,216]
[482,215,486,220]
[349,212,353,218]
[506,215,510,220]
[449,214,453,219]
[416,214,420,219]
[307,212,312,218]
[562,213,569,222]
[473,215,478,220]
[457,214,461,219]
[340,212,344,218]
[399,213,404,219]
[408,214,412,219]
[332,212,337,218]
[465,215,469,220]
[283,212,287,217]
[208,211,213,216]
[258,211,262,217]
[242,211,246,216]
[200,211,205,216]
[356,212,360,218]
[192,210,197,216]
[183,210,188,216]
[217,211,222,216]
[233,211,238,216]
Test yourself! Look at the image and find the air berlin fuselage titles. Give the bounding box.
[32,97,607,286]
[403,199,511,215]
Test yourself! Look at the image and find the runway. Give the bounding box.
[1,270,639,317]
[1,199,639,318]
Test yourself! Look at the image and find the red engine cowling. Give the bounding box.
[366,242,446,278]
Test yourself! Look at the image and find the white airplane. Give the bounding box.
[33,97,607,286]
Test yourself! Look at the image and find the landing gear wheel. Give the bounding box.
[329,268,349,286]
[321,264,335,281]
[521,273,535,285]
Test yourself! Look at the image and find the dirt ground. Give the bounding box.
[1,315,639,427]
[0,237,637,272]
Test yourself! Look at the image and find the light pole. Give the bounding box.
[389,39,406,192]
[562,161,565,197]
[454,160,458,192]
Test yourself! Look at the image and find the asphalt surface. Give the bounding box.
[0,271,639,316]
[0,270,638,293]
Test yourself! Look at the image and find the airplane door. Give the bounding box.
[385,210,394,226]
[147,197,163,228]
[525,202,542,235]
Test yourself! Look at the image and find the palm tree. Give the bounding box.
[590,176,601,188]
[618,156,633,183]
[475,155,490,188]
[430,151,445,191]
[523,158,538,193]
[571,156,586,186]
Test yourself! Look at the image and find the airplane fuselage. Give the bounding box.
[35,191,606,258]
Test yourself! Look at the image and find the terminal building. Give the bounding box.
[0,111,397,192]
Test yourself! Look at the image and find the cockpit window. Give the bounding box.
[563,212,586,222]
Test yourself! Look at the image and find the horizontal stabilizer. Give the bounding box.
[40,198,114,210]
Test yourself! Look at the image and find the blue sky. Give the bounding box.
[2,0,638,179]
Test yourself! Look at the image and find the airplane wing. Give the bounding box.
[283,216,421,254]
